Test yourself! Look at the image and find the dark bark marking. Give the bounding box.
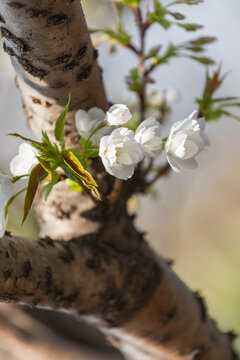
[31,97,41,104]
[85,257,101,270]
[7,2,25,9]
[45,266,52,295]
[76,64,92,82]
[44,53,72,67]
[62,59,77,71]
[1,27,31,54]
[47,14,68,26]
[30,97,52,107]
[67,0,75,3]
[194,291,207,322]
[160,307,177,325]
[81,207,102,222]
[43,101,52,107]
[3,42,15,56]
[55,203,77,220]
[58,244,75,264]
[17,57,47,79]
[23,292,34,297]
[0,14,6,24]
[5,251,9,258]
[93,48,98,60]
[22,260,32,278]
[39,236,55,247]
[77,44,87,60]
[2,42,47,78]
[27,9,49,18]
[9,242,18,260]
[51,81,67,88]
[2,269,12,280]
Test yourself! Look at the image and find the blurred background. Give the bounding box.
[0,0,240,357]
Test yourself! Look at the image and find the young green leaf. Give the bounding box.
[115,0,140,6]
[65,179,83,192]
[54,94,71,147]
[177,23,203,31]
[8,133,42,146]
[61,150,98,187]
[5,187,27,218]
[61,150,100,199]
[22,163,48,224]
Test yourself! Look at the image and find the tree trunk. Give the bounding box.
[0,1,238,360]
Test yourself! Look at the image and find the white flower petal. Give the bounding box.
[0,174,13,212]
[99,128,143,180]
[106,104,132,126]
[0,210,7,238]
[165,110,208,172]
[135,118,162,158]
[88,107,105,122]
[10,143,38,177]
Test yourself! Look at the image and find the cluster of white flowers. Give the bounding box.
[0,173,13,237]
[75,104,208,180]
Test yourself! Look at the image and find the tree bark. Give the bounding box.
[0,233,236,360]
[0,0,109,240]
[0,1,238,360]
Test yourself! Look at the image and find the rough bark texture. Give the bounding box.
[0,0,109,240]
[0,1,238,360]
[0,233,236,360]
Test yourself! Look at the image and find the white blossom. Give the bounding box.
[0,173,13,238]
[165,110,208,172]
[106,104,132,126]
[75,107,111,144]
[10,143,38,177]
[0,211,8,238]
[99,128,144,180]
[135,118,163,158]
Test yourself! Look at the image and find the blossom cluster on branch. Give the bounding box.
[0,101,208,237]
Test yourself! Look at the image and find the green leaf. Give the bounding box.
[155,43,179,64]
[169,11,185,20]
[148,0,172,29]
[189,36,217,46]
[65,179,83,192]
[189,55,215,65]
[177,23,203,31]
[11,174,29,183]
[126,68,142,93]
[61,150,100,199]
[8,133,42,146]
[5,187,27,218]
[62,150,97,187]
[85,147,99,158]
[22,164,48,224]
[115,0,140,6]
[54,94,71,147]
[41,172,60,200]
[103,28,131,46]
